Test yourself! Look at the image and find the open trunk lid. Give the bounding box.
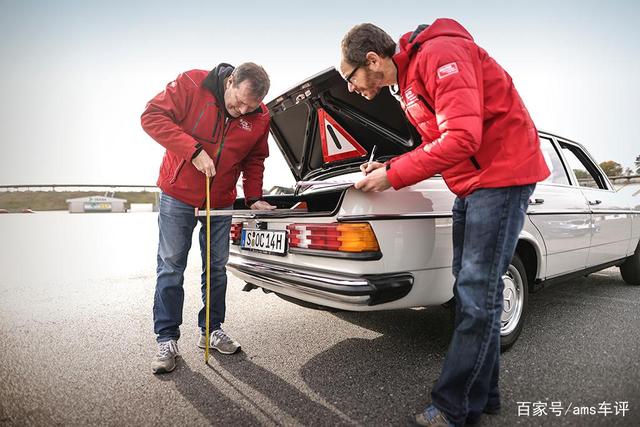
[267,68,421,182]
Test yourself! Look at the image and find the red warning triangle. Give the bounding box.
[317,108,367,163]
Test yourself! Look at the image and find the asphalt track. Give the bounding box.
[1,266,639,426]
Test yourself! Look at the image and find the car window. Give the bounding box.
[559,142,608,190]
[540,137,570,185]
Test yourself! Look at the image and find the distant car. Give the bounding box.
[224,68,640,349]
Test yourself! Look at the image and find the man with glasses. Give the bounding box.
[339,19,549,426]
[141,62,276,374]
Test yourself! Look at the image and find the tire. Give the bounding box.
[500,254,529,351]
[445,254,529,352]
[620,243,640,285]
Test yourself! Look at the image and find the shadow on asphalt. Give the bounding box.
[212,351,349,425]
[157,272,637,426]
[295,271,638,425]
[157,359,262,425]
[299,307,453,424]
[531,270,634,301]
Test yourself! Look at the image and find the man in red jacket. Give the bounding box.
[141,62,275,374]
[340,20,549,425]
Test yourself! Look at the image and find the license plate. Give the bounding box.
[240,229,287,255]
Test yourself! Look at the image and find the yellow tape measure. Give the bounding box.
[205,175,211,364]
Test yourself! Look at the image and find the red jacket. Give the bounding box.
[386,19,549,197]
[141,67,270,208]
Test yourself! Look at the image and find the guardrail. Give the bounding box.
[609,175,640,183]
[0,184,159,192]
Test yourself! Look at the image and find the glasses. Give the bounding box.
[344,64,361,84]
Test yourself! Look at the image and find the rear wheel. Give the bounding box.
[620,243,640,285]
[500,254,528,351]
[447,254,529,351]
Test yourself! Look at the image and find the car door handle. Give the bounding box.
[588,200,602,205]
[528,198,545,206]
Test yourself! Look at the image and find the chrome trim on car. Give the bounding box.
[527,210,639,215]
[239,270,371,305]
[289,247,382,260]
[339,211,640,222]
[228,255,413,306]
[338,212,453,221]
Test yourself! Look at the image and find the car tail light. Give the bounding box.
[230,223,243,245]
[286,223,380,253]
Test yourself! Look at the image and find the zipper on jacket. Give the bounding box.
[170,159,186,184]
[202,116,231,208]
[214,117,231,170]
[417,94,435,115]
[470,156,481,170]
[415,93,479,171]
[192,101,219,143]
[211,109,222,143]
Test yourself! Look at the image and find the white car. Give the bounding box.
[224,68,640,349]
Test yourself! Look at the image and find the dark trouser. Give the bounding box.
[153,193,232,342]
[431,184,535,425]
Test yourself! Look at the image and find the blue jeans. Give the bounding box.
[153,193,232,342]
[431,184,535,426]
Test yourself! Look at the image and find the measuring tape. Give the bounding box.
[204,175,211,364]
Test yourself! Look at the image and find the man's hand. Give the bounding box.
[192,150,216,178]
[354,166,392,192]
[250,200,277,210]
[360,161,385,176]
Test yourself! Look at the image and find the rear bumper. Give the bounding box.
[227,255,413,306]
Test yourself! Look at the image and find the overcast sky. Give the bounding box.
[1,0,639,189]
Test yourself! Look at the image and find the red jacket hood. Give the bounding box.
[394,19,474,75]
[386,18,550,196]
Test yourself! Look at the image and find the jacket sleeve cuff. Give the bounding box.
[190,143,203,160]
[386,163,406,190]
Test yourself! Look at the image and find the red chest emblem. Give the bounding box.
[239,118,252,132]
[437,62,459,79]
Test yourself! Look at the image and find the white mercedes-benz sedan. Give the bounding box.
[221,68,640,349]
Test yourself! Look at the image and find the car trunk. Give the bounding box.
[234,68,420,218]
[233,183,351,217]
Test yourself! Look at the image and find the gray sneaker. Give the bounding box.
[198,329,241,354]
[151,339,180,374]
[413,404,453,426]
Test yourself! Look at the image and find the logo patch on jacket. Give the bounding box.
[239,118,252,132]
[403,86,419,107]
[437,62,459,80]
